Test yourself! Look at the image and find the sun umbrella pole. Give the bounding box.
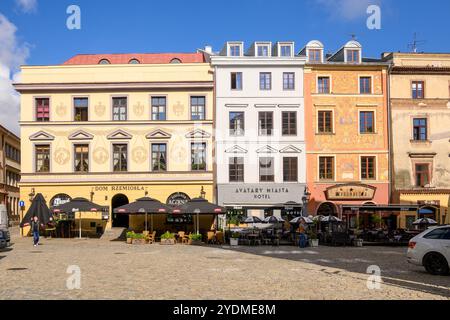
[145,212,148,232]
[151,214,154,233]
[79,211,82,239]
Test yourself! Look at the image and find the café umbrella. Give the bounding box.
[173,198,226,234]
[321,216,343,223]
[263,216,285,224]
[413,218,438,226]
[290,216,314,225]
[20,193,53,227]
[114,197,172,232]
[243,216,263,224]
[53,198,107,239]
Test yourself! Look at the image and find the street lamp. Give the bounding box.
[200,186,206,199]
[302,187,311,217]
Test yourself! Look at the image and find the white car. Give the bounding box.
[407,226,450,275]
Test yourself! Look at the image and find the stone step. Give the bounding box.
[100,227,127,241]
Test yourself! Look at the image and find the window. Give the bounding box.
[257,45,270,57]
[424,228,450,240]
[151,144,167,172]
[258,112,273,136]
[259,157,275,182]
[191,96,206,120]
[5,144,20,163]
[308,49,322,63]
[412,81,425,99]
[170,58,182,64]
[319,157,334,180]
[283,73,295,90]
[260,72,272,90]
[361,156,376,180]
[318,110,333,134]
[318,77,330,94]
[98,59,110,64]
[229,112,245,136]
[128,59,140,64]
[280,45,292,57]
[231,72,243,90]
[36,98,50,122]
[360,111,375,134]
[112,97,127,121]
[191,143,207,171]
[415,164,430,187]
[360,77,372,94]
[35,145,50,173]
[282,112,297,136]
[346,50,360,63]
[113,144,128,172]
[229,157,244,182]
[74,98,89,121]
[229,45,241,57]
[413,118,428,141]
[151,97,166,121]
[74,144,89,172]
[283,157,298,182]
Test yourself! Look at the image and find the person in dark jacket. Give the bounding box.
[31,216,40,246]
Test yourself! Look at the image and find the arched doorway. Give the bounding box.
[112,194,129,228]
[316,202,338,217]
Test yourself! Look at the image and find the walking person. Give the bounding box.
[31,216,40,247]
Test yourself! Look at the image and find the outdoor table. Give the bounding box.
[247,234,259,246]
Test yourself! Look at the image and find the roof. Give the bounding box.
[0,124,20,141]
[391,66,450,74]
[63,53,205,65]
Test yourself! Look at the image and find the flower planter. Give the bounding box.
[230,238,239,246]
[132,238,146,245]
[189,239,203,246]
[160,239,176,245]
[354,239,364,247]
[309,239,319,247]
[126,238,132,244]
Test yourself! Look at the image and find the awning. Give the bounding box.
[342,204,419,212]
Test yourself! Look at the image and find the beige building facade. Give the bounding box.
[386,52,450,228]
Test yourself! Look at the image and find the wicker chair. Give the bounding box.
[147,231,156,244]
[215,231,224,245]
[207,231,216,244]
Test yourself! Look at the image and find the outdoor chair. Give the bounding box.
[207,231,216,244]
[215,231,224,245]
[177,231,186,244]
[147,231,156,244]
[182,233,190,245]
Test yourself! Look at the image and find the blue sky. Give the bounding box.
[1,0,450,135]
[1,0,450,66]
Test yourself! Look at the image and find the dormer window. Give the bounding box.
[308,49,322,63]
[98,59,111,65]
[229,44,242,57]
[280,44,293,57]
[128,58,140,64]
[170,58,182,64]
[257,45,270,57]
[346,50,360,63]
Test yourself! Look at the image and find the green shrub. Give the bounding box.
[160,231,175,240]
[189,233,202,241]
[126,231,135,239]
[231,232,240,239]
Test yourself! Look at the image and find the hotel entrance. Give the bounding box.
[112,194,129,228]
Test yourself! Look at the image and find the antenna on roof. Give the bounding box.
[408,33,426,53]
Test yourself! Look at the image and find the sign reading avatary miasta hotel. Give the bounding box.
[325,184,376,201]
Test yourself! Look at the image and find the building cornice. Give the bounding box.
[13,81,214,93]
[210,56,306,66]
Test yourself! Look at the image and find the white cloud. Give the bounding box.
[0,14,30,136]
[16,0,38,13]
[314,0,381,20]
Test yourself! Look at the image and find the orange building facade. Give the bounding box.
[303,40,393,228]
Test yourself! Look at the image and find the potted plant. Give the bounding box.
[308,230,319,248]
[126,231,134,244]
[160,231,176,245]
[132,233,145,245]
[230,232,240,246]
[188,233,203,245]
[354,238,364,247]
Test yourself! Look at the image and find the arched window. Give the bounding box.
[170,58,182,64]
[98,59,111,65]
[128,58,140,64]
[317,202,337,217]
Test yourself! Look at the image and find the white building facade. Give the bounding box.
[210,41,307,219]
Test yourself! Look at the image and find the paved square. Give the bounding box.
[1,229,449,300]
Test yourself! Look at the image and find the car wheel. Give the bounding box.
[423,253,449,276]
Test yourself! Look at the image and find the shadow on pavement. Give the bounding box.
[212,245,450,298]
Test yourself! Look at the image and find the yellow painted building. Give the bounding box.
[15,53,216,235]
[385,52,450,228]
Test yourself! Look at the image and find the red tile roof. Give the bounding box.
[63,53,205,65]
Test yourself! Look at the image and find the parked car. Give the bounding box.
[407,226,450,275]
[0,205,11,249]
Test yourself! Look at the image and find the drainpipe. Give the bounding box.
[386,63,393,206]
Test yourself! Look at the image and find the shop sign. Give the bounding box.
[326,184,376,201]
[93,186,145,192]
[50,194,72,208]
[417,200,440,207]
[167,192,191,206]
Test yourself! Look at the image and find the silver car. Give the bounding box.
[0,205,11,249]
[407,226,450,276]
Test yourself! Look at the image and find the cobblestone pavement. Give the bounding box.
[1,229,449,300]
